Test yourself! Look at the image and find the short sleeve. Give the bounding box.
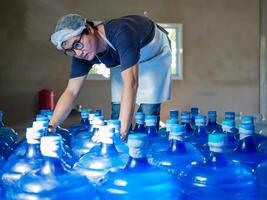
[114,28,140,71]
[70,57,93,78]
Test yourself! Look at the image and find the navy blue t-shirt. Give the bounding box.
[70,15,155,78]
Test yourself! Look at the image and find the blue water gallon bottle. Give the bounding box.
[230,123,267,170]
[8,135,97,200]
[148,124,204,177]
[1,127,43,198]
[73,126,129,184]
[180,133,258,200]
[97,133,181,200]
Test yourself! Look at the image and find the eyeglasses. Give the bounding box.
[63,32,84,57]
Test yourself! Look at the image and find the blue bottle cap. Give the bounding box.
[35,115,49,122]
[166,118,179,125]
[41,135,63,158]
[95,109,103,116]
[191,107,199,115]
[195,115,206,125]
[97,126,115,144]
[127,134,148,158]
[107,120,121,132]
[169,110,179,119]
[135,112,145,119]
[91,116,105,126]
[145,115,157,126]
[208,133,227,152]
[208,111,217,117]
[26,127,43,144]
[239,123,254,139]
[40,109,51,115]
[181,111,190,118]
[80,108,90,113]
[241,116,254,124]
[225,111,235,119]
[169,124,185,141]
[0,111,3,117]
[32,121,49,129]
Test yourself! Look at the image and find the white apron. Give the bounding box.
[102,25,172,104]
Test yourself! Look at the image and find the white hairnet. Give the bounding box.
[51,14,86,50]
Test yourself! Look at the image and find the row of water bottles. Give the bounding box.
[0,107,267,199]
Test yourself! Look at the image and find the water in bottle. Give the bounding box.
[180,133,258,200]
[73,126,128,184]
[230,123,267,170]
[8,135,97,200]
[97,134,181,200]
[148,124,204,177]
[1,127,43,198]
[256,159,267,200]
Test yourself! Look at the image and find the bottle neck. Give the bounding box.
[126,157,150,169]
[182,122,193,132]
[208,120,217,126]
[146,125,158,137]
[40,157,65,175]
[237,136,257,152]
[195,125,207,135]
[25,143,42,158]
[99,143,117,155]
[81,117,90,124]
[208,151,228,164]
[167,139,187,153]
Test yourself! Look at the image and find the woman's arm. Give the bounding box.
[119,63,139,139]
[49,75,87,130]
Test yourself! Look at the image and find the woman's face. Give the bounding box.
[63,28,98,61]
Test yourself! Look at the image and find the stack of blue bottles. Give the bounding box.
[107,120,128,153]
[73,126,129,184]
[230,123,267,170]
[181,111,194,138]
[8,135,97,200]
[186,115,208,152]
[97,134,181,200]
[180,133,258,200]
[206,111,222,134]
[221,120,239,152]
[148,124,204,177]
[133,112,146,133]
[71,115,104,158]
[256,160,267,199]
[190,107,199,128]
[0,111,18,160]
[68,108,91,135]
[46,111,72,146]
[1,127,44,198]
[224,111,235,121]
[145,115,167,152]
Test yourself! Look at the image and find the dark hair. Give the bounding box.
[86,20,96,29]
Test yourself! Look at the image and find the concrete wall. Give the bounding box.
[0,0,260,135]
